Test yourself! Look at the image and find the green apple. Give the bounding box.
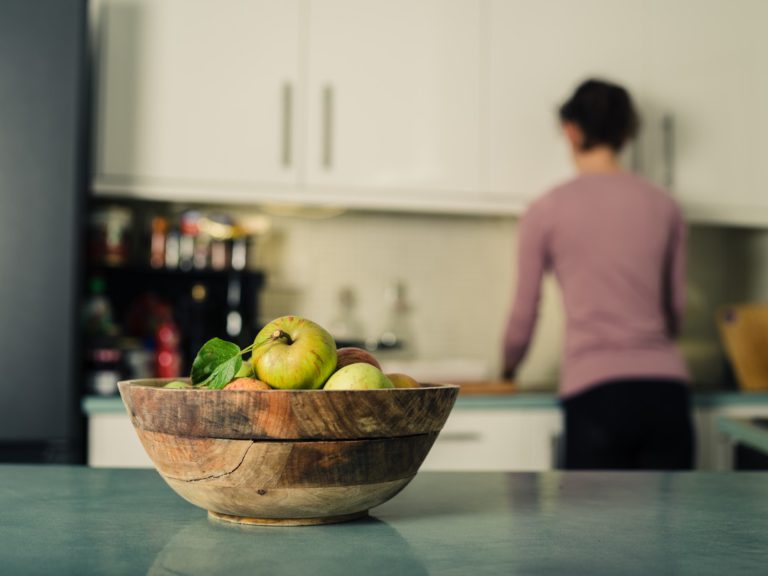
[163,380,192,389]
[251,316,337,390]
[323,363,394,390]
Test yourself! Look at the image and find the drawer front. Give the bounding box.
[422,410,563,471]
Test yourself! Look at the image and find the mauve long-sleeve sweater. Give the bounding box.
[503,172,689,399]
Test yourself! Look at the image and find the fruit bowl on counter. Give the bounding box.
[118,315,459,525]
[118,379,459,526]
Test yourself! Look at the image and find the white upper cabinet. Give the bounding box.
[484,0,655,202]
[94,0,302,192]
[484,0,768,225]
[93,0,486,210]
[92,0,768,222]
[305,0,482,196]
[645,0,768,222]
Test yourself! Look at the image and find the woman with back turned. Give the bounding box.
[502,79,694,470]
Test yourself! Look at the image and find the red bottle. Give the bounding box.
[155,319,182,378]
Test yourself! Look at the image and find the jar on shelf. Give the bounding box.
[88,206,132,266]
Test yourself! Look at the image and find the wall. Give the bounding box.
[246,207,768,390]
[250,208,524,383]
[682,226,768,387]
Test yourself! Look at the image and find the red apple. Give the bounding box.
[335,347,381,371]
[225,377,271,391]
[251,316,337,390]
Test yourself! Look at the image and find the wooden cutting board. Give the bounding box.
[717,304,768,391]
[456,380,518,395]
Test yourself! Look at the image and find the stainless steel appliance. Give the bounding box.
[0,0,88,462]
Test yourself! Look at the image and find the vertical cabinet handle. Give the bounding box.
[322,85,334,169]
[662,114,675,190]
[281,83,293,168]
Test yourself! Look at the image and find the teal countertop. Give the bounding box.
[83,390,768,414]
[2,466,768,575]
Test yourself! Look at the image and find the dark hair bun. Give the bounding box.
[559,78,639,152]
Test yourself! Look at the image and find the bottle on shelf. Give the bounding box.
[178,211,199,272]
[231,236,248,271]
[164,228,180,269]
[149,216,167,269]
[210,239,228,271]
[87,205,132,267]
[155,314,182,379]
[82,276,114,336]
[226,277,243,340]
[82,276,122,395]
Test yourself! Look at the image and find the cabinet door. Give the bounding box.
[647,0,768,212]
[94,0,302,189]
[305,0,481,195]
[485,0,654,201]
[88,413,153,468]
[422,409,563,471]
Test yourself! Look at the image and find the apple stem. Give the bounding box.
[271,329,293,345]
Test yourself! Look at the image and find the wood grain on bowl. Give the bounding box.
[119,379,458,440]
[137,429,438,486]
[136,429,435,522]
[117,379,459,525]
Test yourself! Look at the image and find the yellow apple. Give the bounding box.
[386,373,420,389]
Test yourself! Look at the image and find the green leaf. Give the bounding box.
[190,338,242,384]
[201,355,242,390]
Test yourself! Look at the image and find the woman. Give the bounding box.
[502,79,694,470]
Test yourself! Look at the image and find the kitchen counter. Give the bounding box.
[718,416,768,455]
[2,466,767,575]
[82,388,768,414]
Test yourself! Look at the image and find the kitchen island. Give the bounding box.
[2,466,767,575]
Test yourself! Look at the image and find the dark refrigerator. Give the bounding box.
[0,0,88,463]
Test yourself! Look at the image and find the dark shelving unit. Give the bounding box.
[86,266,266,378]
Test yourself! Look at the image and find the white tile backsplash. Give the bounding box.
[252,209,525,381]
[247,206,768,389]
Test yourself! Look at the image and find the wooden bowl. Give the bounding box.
[118,379,459,526]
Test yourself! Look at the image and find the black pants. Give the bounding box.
[562,379,695,470]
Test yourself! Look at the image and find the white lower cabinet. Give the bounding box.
[88,413,152,468]
[86,406,565,470]
[86,402,768,470]
[422,409,563,472]
[421,405,762,472]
